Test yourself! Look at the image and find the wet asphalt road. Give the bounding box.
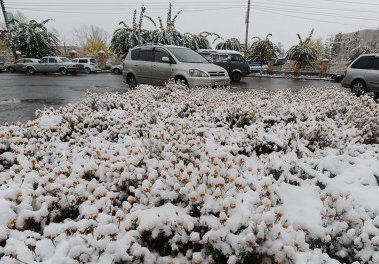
[0,72,337,125]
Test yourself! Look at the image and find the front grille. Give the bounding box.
[208,71,226,77]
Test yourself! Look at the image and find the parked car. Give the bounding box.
[341,54,379,96]
[71,58,100,73]
[248,61,268,73]
[111,64,122,74]
[274,57,287,66]
[198,49,250,82]
[123,44,230,89]
[0,59,4,72]
[7,58,40,73]
[25,56,84,75]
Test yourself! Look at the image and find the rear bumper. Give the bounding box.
[187,76,230,88]
[68,67,84,72]
[341,78,350,88]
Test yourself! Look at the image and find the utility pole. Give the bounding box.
[244,0,251,52]
[1,0,16,60]
[0,0,9,30]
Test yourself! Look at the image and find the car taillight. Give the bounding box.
[73,64,82,68]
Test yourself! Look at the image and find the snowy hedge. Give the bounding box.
[0,84,379,264]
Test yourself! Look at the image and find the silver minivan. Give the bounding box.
[342,54,379,96]
[123,44,230,89]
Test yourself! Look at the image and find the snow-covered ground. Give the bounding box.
[0,83,379,264]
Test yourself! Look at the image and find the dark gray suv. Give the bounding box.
[342,54,379,96]
[198,49,250,82]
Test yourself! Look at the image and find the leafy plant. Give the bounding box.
[215,37,243,52]
[3,19,58,58]
[348,46,372,62]
[287,29,318,74]
[183,32,220,50]
[249,33,279,63]
[110,6,155,58]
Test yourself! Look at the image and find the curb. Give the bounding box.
[247,74,334,82]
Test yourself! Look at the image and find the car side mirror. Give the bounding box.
[162,57,170,63]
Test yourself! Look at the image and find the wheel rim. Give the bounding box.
[128,76,137,88]
[85,68,91,74]
[232,72,241,82]
[115,69,120,74]
[353,82,364,95]
[9,67,14,73]
[60,68,67,75]
[28,68,34,74]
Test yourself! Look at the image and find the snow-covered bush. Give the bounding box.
[0,84,378,263]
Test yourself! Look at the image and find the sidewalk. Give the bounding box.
[248,73,334,81]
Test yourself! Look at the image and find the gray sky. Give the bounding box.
[2,0,379,49]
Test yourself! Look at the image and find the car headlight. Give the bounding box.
[189,69,208,77]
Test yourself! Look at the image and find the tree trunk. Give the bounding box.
[268,60,274,74]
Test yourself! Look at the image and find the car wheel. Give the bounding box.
[8,67,15,73]
[59,68,68,75]
[351,80,366,96]
[113,68,121,74]
[231,72,242,82]
[84,67,92,74]
[27,67,36,75]
[174,76,189,88]
[127,74,137,89]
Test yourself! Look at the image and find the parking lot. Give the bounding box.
[0,72,337,124]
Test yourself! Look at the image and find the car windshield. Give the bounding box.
[167,47,208,63]
[90,59,97,64]
[60,57,71,62]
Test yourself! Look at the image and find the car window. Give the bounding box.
[138,50,154,61]
[90,59,97,64]
[49,58,57,63]
[25,60,33,63]
[211,54,229,62]
[154,49,170,63]
[40,58,48,63]
[15,60,24,64]
[372,57,379,70]
[166,47,208,63]
[231,54,244,62]
[79,59,87,63]
[351,56,374,69]
[131,49,140,60]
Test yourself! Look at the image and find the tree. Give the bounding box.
[276,42,285,57]
[215,38,243,52]
[73,25,109,51]
[110,6,155,58]
[348,46,372,62]
[150,3,184,46]
[345,31,360,59]
[183,32,219,50]
[84,39,111,57]
[249,33,279,73]
[331,32,343,60]
[323,34,334,60]
[287,29,318,75]
[4,19,58,58]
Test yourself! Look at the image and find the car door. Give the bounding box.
[230,54,246,74]
[37,57,49,72]
[135,48,153,84]
[14,59,25,72]
[365,57,379,91]
[151,48,173,86]
[48,57,59,72]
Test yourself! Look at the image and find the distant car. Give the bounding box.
[341,54,379,96]
[198,49,250,82]
[0,59,4,72]
[25,56,84,75]
[71,58,100,73]
[248,61,268,73]
[111,64,122,74]
[274,57,287,66]
[7,58,40,73]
